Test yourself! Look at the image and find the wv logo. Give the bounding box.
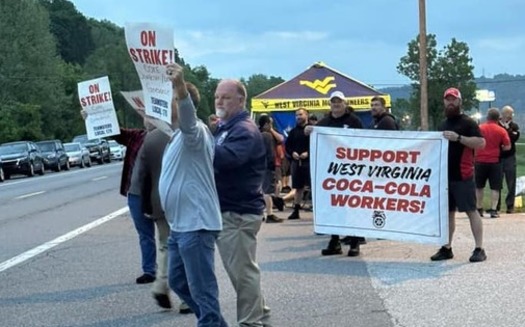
[299,76,336,95]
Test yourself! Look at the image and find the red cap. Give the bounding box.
[444,87,462,99]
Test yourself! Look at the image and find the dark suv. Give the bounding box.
[72,135,111,164]
[36,140,70,172]
[0,141,45,178]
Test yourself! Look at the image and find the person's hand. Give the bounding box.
[166,63,184,87]
[80,109,88,120]
[304,125,314,136]
[501,121,510,129]
[299,152,308,159]
[292,152,300,160]
[443,130,460,142]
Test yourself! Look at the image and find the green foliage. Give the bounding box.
[0,0,286,144]
[397,34,477,130]
[39,0,95,65]
[241,74,285,111]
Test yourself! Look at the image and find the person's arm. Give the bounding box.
[509,122,520,143]
[214,125,259,170]
[269,128,284,145]
[443,130,485,150]
[263,133,275,170]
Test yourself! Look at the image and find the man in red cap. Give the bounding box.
[431,87,487,262]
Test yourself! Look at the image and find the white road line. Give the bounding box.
[15,191,46,200]
[92,176,108,181]
[0,206,129,273]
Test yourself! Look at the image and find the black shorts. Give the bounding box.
[449,179,477,212]
[291,161,310,189]
[262,170,275,194]
[475,162,503,190]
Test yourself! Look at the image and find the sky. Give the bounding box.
[71,0,525,88]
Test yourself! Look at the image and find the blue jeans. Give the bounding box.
[127,193,156,276]
[168,230,228,327]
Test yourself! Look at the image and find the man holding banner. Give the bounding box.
[432,87,487,263]
[305,91,365,257]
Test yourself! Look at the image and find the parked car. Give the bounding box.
[108,140,125,161]
[64,142,91,168]
[36,140,70,172]
[0,141,45,178]
[72,134,111,164]
[0,158,4,182]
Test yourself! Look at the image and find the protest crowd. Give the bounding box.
[73,26,522,327]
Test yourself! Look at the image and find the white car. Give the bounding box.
[109,140,125,161]
[64,142,91,168]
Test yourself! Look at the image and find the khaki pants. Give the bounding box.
[217,211,272,327]
[151,216,170,295]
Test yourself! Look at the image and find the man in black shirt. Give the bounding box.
[431,87,487,263]
[285,108,311,220]
[305,91,365,256]
[498,105,520,213]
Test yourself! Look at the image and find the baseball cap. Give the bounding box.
[443,87,462,99]
[329,91,346,101]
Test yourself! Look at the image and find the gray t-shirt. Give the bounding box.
[158,96,222,232]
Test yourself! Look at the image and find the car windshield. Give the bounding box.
[64,143,80,152]
[37,143,55,152]
[72,135,88,144]
[85,139,101,146]
[0,143,27,155]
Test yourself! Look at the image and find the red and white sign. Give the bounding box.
[311,127,449,245]
[78,76,120,140]
[121,90,173,136]
[125,23,174,123]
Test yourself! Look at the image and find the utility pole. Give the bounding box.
[419,0,429,130]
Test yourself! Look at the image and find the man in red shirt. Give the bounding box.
[475,108,511,218]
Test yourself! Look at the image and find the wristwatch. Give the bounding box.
[457,135,462,142]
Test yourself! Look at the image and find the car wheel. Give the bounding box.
[0,167,4,182]
[27,163,35,177]
[55,162,61,172]
[65,160,70,171]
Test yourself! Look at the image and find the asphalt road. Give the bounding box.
[1,165,525,326]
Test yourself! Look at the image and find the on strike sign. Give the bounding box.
[310,127,449,245]
[77,76,120,140]
[125,23,174,123]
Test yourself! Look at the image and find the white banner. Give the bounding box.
[77,76,120,140]
[311,128,449,245]
[125,23,173,123]
[120,90,173,137]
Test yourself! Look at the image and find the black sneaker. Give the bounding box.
[179,302,193,314]
[266,214,284,223]
[321,239,342,256]
[506,208,515,214]
[477,208,484,217]
[469,248,487,262]
[347,244,360,257]
[430,246,453,261]
[489,210,500,218]
[153,293,172,309]
[136,274,155,284]
[288,205,301,220]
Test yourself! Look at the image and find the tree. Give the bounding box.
[242,74,285,111]
[39,0,95,65]
[397,34,477,130]
[0,0,67,143]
